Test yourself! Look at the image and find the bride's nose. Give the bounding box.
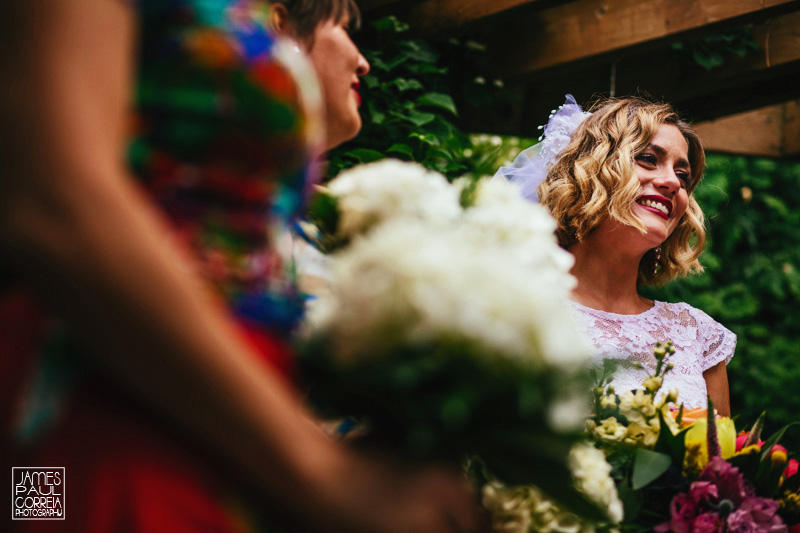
[653,168,682,196]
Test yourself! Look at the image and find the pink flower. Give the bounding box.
[658,457,787,532]
[700,457,750,504]
[736,433,788,456]
[736,433,750,452]
[728,498,785,532]
[693,511,722,532]
[786,459,799,479]
[689,481,719,506]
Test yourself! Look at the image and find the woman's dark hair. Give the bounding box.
[271,0,361,39]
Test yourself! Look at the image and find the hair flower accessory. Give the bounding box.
[493,94,591,203]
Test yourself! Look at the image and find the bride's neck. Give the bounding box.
[567,238,651,314]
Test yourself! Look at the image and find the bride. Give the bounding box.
[496,96,734,415]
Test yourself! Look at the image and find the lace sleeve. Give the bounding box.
[696,309,736,371]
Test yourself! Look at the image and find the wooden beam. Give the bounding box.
[695,100,800,157]
[612,11,800,120]
[783,101,800,155]
[487,0,800,79]
[401,0,561,34]
[695,105,785,157]
[469,11,800,138]
[357,0,406,13]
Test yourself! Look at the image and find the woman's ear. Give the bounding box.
[269,3,291,34]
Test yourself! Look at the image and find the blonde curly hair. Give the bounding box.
[538,97,706,286]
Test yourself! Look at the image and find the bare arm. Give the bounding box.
[0,2,485,532]
[703,361,731,417]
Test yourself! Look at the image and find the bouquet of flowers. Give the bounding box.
[585,343,800,532]
[300,159,614,521]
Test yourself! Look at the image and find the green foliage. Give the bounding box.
[327,16,511,180]
[671,26,759,71]
[644,155,800,449]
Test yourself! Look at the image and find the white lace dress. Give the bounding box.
[566,300,736,409]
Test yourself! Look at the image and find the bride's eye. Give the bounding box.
[635,153,657,166]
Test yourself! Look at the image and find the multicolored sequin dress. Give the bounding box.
[2,0,322,530]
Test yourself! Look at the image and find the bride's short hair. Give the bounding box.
[539,97,706,286]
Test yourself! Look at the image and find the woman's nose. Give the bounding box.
[356,52,370,77]
[654,168,681,195]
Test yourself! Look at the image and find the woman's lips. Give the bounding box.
[352,82,361,106]
[636,195,673,220]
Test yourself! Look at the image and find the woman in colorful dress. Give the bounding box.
[497,97,734,415]
[0,1,484,531]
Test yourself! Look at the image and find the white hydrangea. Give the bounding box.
[307,215,588,370]
[568,443,624,524]
[326,159,460,239]
[548,386,591,432]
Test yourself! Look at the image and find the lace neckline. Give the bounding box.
[566,299,662,319]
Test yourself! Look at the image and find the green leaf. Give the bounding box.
[370,110,386,125]
[760,422,800,461]
[389,78,424,92]
[417,93,458,116]
[631,448,672,490]
[363,74,380,90]
[408,132,438,146]
[371,16,409,34]
[425,148,453,160]
[346,148,385,163]
[384,53,412,72]
[387,143,415,158]
[305,191,339,240]
[399,40,438,63]
[406,110,436,127]
[615,480,645,522]
[369,56,390,72]
[654,410,688,464]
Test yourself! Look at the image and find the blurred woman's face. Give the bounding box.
[304,18,370,150]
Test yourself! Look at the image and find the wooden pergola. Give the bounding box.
[358,0,800,158]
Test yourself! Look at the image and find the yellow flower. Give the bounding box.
[735,444,762,457]
[600,394,618,410]
[660,406,680,436]
[642,376,663,393]
[780,490,800,516]
[683,441,705,478]
[593,417,627,443]
[772,450,788,469]
[684,416,736,468]
[627,421,658,448]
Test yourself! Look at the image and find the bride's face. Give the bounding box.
[589,123,691,252]
[630,124,691,246]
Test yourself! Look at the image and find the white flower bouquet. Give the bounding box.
[301,159,605,518]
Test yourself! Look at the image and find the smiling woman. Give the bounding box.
[269,0,370,151]
[524,97,734,415]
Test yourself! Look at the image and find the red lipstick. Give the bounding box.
[636,194,673,220]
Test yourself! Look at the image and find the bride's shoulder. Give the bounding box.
[658,302,729,332]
